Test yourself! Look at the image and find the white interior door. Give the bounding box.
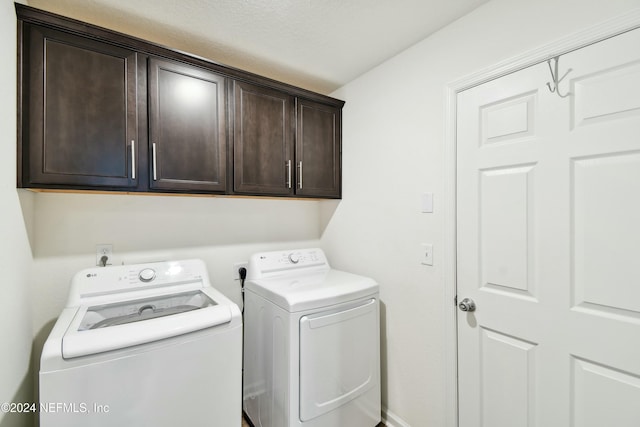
[456,27,640,427]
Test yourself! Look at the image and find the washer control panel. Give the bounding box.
[248,248,329,278]
[69,259,209,304]
[122,262,201,287]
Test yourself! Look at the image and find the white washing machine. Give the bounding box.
[40,259,242,427]
[243,248,380,427]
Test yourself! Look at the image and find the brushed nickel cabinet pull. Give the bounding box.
[152,143,158,181]
[298,161,303,189]
[286,160,292,189]
[131,140,136,180]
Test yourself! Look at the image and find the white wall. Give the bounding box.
[0,0,35,426]
[322,0,640,425]
[30,194,322,337]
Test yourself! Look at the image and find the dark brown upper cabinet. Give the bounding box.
[16,4,344,199]
[232,83,342,198]
[20,24,139,189]
[296,99,341,198]
[233,81,295,196]
[148,58,227,193]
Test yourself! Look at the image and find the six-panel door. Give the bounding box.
[456,28,640,427]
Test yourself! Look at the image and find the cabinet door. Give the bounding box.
[295,99,341,198]
[148,58,227,193]
[233,81,295,196]
[22,24,138,189]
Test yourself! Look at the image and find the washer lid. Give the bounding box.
[245,269,378,312]
[76,289,216,330]
[61,288,234,359]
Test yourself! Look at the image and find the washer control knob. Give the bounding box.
[288,253,300,264]
[139,268,156,283]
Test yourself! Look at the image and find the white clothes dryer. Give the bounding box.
[40,259,242,427]
[243,248,381,427]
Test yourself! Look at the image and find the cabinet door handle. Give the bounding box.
[130,140,136,180]
[286,160,292,189]
[152,143,158,181]
[298,161,303,189]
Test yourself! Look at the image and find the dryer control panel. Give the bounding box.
[247,248,329,279]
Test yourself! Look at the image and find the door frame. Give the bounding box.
[442,9,640,427]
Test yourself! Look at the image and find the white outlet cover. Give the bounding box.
[96,244,113,266]
[233,262,248,280]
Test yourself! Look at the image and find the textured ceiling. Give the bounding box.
[25,0,488,94]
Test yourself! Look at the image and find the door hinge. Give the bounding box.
[454,295,458,306]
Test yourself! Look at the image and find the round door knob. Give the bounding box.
[458,298,476,312]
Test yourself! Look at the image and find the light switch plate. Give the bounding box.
[421,193,433,213]
[421,243,433,266]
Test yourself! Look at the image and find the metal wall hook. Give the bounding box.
[546,56,572,98]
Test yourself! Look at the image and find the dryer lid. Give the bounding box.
[245,269,378,312]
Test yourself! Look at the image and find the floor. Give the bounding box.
[242,414,385,426]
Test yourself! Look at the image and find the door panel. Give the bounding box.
[480,92,536,145]
[572,61,640,127]
[457,27,640,427]
[295,99,341,198]
[571,357,640,427]
[299,298,377,422]
[148,58,227,192]
[480,165,536,296]
[25,24,138,188]
[572,152,640,314]
[480,328,537,427]
[233,81,294,196]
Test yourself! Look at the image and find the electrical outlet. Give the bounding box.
[96,244,113,266]
[420,243,433,266]
[232,262,248,280]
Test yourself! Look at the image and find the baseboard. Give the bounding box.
[382,406,411,427]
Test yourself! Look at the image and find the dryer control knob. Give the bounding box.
[288,253,300,264]
[139,268,156,283]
